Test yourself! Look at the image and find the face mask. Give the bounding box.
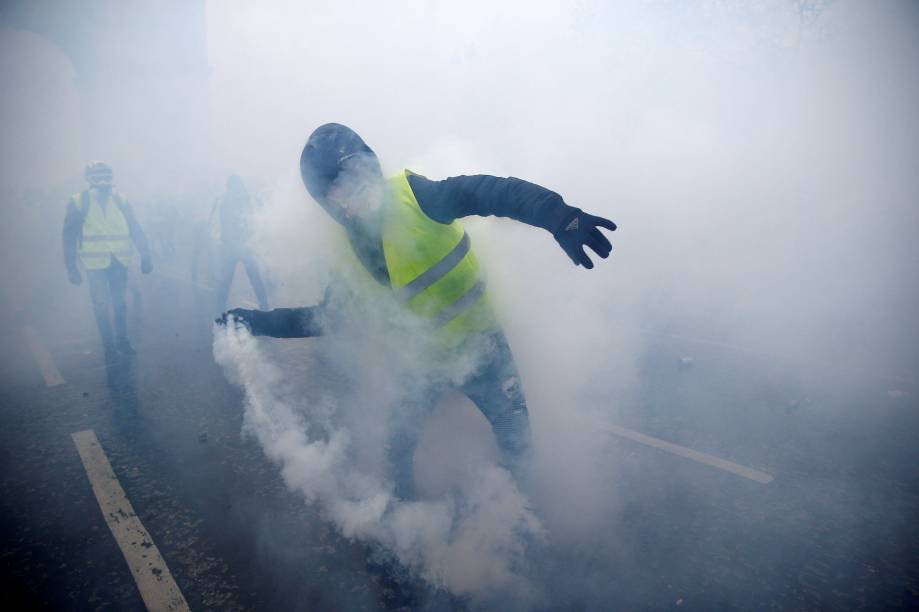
[325,154,384,220]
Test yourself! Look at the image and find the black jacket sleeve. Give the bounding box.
[244,307,323,338]
[407,173,580,234]
[62,198,82,272]
[118,199,151,259]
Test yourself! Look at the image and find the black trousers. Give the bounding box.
[86,259,128,351]
[386,331,532,500]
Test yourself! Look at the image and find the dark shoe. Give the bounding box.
[116,340,136,356]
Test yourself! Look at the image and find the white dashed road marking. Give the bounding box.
[158,271,215,293]
[23,326,65,387]
[605,423,774,484]
[71,430,190,611]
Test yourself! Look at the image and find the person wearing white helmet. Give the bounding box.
[62,161,153,363]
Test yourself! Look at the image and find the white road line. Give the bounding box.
[23,326,65,387]
[157,271,215,293]
[604,424,775,484]
[71,430,190,612]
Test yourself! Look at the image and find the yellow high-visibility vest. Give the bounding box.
[380,170,498,343]
[73,190,137,270]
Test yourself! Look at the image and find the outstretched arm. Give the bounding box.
[407,173,616,268]
[216,306,323,338]
[62,198,82,275]
[119,199,152,260]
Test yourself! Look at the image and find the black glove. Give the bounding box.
[67,267,82,286]
[215,308,257,331]
[553,209,617,269]
[141,255,153,274]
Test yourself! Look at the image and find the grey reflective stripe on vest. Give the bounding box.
[395,232,471,303]
[82,234,131,241]
[81,250,134,259]
[431,280,487,327]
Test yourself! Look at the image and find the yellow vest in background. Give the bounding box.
[381,170,498,344]
[74,190,137,270]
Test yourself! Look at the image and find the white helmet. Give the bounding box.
[85,160,113,187]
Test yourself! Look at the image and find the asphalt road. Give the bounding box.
[1,266,917,611]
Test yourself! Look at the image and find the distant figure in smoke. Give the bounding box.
[63,161,153,363]
[211,174,269,314]
[217,123,616,498]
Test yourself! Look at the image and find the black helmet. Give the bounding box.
[300,123,377,208]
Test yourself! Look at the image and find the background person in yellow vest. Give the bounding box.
[217,123,616,500]
[209,174,270,316]
[62,161,152,363]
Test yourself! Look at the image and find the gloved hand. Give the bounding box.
[67,267,82,286]
[553,209,617,269]
[215,308,256,331]
[141,255,153,274]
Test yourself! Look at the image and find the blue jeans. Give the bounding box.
[86,259,128,352]
[215,246,269,314]
[386,330,532,499]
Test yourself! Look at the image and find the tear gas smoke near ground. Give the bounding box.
[225,0,918,557]
[213,288,546,600]
[207,2,919,601]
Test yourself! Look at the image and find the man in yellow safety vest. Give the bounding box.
[63,161,153,363]
[218,124,616,499]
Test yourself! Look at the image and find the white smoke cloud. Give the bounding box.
[213,302,547,600]
[6,0,917,606]
[205,3,919,599]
